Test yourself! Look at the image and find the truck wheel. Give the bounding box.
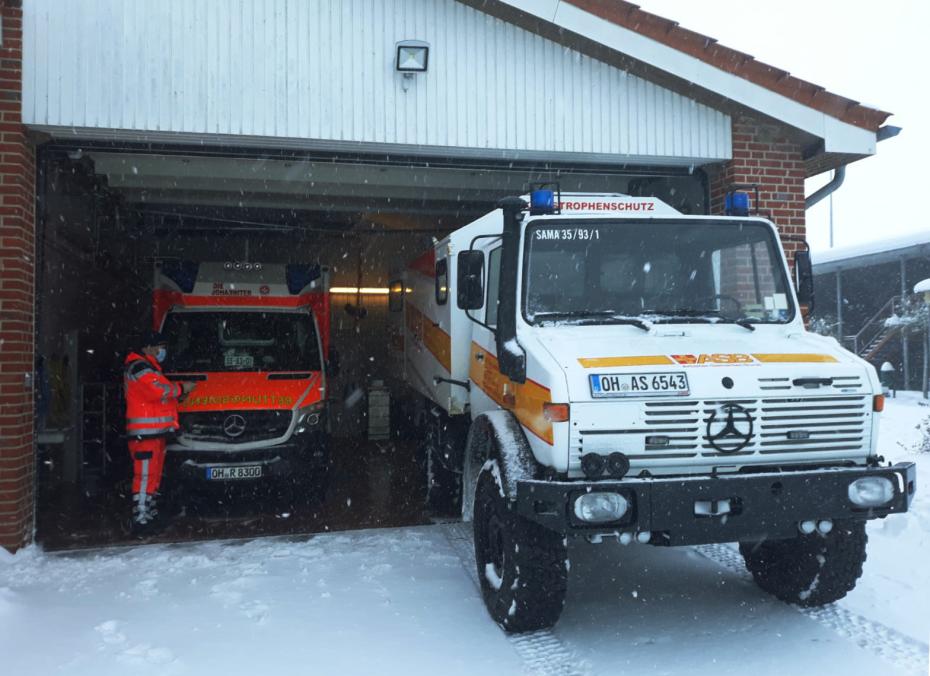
[473,460,568,632]
[739,520,867,607]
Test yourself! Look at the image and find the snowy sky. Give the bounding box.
[636,0,929,254]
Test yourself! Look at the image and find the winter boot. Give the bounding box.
[130,492,160,536]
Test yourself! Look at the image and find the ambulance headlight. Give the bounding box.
[573,492,629,524]
[847,476,894,507]
[295,402,325,433]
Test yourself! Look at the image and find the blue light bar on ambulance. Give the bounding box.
[286,263,322,294]
[529,189,556,215]
[158,260,199,293]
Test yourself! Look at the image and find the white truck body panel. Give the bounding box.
[402,194,881,477]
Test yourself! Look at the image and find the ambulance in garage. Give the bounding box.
[402,189,917,632]
[153,260,332,500]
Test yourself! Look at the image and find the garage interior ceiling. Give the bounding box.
[86,152,676,231]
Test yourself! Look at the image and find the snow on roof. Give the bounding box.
[812,231,930,270]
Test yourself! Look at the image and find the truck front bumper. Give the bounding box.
[515,463,916,545]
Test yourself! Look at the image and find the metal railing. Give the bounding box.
[844,294,921,357]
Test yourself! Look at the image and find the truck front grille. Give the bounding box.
[178,409,293,444]
[571,395,871,474]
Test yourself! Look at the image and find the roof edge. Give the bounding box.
[560,0,890,132]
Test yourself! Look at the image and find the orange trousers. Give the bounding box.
[128,436,167,495]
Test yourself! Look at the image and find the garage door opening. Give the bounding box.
[33,145,709,550]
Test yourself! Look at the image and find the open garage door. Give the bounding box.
[34,144,708,549]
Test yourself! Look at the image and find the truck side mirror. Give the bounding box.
[794,249,815,313]
[456,251,485,310]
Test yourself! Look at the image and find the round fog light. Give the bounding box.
[580,453,606,478]
[606,452,630,478]
[848,476,894,507]
[574,492,629,524]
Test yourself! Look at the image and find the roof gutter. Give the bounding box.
[805,125,902,210]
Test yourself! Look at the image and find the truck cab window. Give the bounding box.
[523,221,794,324]
[485,247,502,327]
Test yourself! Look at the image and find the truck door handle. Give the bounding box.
[474,352,484,361]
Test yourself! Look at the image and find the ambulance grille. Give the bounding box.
[571,395,871,473]
[179,410,293,444]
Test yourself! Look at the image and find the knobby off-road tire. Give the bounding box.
[473,461,568,633]
[739,519,868,607]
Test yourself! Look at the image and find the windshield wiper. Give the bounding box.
[716,317,758,332]
[532,311,651,332]
[642,308,718,324]
[643,308,756,331]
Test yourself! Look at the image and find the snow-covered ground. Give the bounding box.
[2,396,928,675]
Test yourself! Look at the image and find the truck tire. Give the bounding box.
[738,519,868,607]
[473,460,568,632]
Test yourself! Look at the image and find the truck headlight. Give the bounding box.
[574,492,629,524]
[847,476,894,507]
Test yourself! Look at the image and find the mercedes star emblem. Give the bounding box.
[706,403,753,453]
[223,414,247,438]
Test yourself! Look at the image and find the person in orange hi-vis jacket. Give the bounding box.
[123,331,196,534]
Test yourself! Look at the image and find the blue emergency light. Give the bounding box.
[725,191,750,217]
[530,189,555,213]
[286,263,321,294]
[158,260,199,293]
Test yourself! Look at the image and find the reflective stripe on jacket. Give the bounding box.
[124,351,182,436]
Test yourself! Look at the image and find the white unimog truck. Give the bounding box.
[401,189,916,632]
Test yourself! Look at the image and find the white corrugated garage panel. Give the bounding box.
[22,0,730,165]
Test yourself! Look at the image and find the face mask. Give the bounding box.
[155,348,167,363]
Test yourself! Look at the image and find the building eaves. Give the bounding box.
[562,1,890,132]
[466,0,890,135]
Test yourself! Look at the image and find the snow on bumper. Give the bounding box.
[515,463,916,545]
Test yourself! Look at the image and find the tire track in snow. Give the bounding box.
[695,543,929,676]
[442,522,587,676]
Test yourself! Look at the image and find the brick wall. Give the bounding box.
[0,0,37,552]
[709,116,807,263]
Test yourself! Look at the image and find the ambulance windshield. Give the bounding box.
[523,220,794,325]
[161,310,322,372]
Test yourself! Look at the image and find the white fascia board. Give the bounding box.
[502,0,877,156]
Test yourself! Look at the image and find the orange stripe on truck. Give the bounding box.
[577,355,674,368]
[405,302,452,372]
[751,353,839,363]
[470,342,553,445]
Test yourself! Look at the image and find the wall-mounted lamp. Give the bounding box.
[396,40,429,91]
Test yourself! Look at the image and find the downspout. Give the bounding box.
[805,165,845,210]
[804,125,902,210]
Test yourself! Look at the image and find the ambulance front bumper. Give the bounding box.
[515,463,916,545]
[167,430,329,483]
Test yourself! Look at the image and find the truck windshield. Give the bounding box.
[523,220,794,325]
[161,311,322,372]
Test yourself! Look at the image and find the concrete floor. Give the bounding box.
[36,438,431,551]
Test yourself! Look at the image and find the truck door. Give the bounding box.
[468,241,503,418]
